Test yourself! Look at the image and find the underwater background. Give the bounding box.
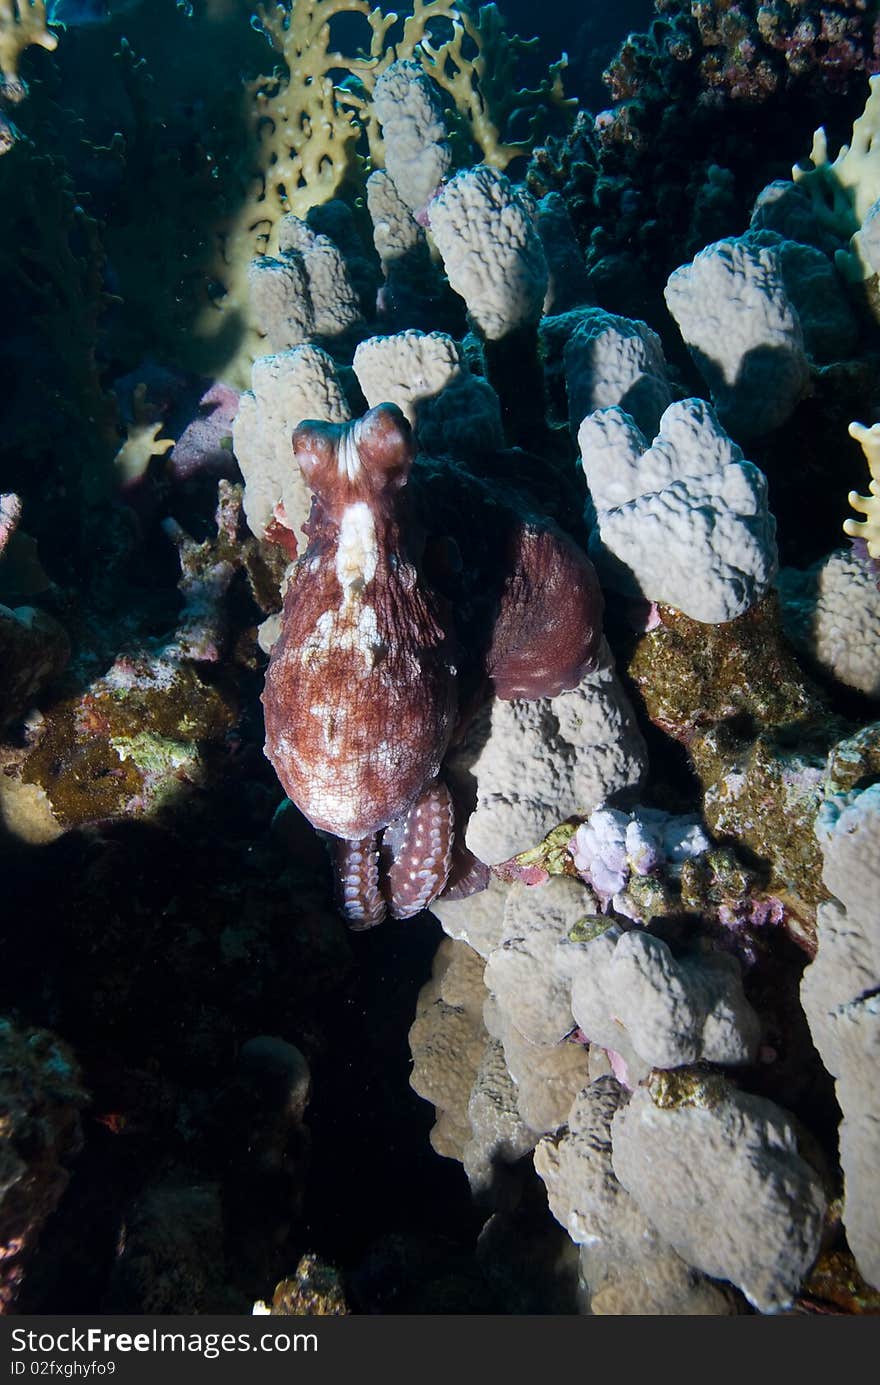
[1,0,880,1316]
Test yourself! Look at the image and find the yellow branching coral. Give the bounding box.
[0,0,56,96]
[793,75,880,282]
[844,421,880,559]
[342,1,573,174]
[198,0,571,382]
[113,383,175,488]
[793,76,880,236]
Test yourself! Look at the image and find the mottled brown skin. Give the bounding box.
[263,404,607,926]
[487,522,604,699]
[262,406,458,843]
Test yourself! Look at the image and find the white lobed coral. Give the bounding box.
[453,639,647,866]
[462,1037,535,1193]
[408,932,585,1194]
[372,59,451,213]
[610,1079,827,1313]
[777,548,880,698]
[534,1079,735,1314]
[563,309,672,441]
[429,875,509,959]
[579,398,778,624]
[353,330,463,426]
[485,997,590,1136]
[482,876,587,1049]
[428,166,548,340]
[353,329,503,456]
[246,254,315,353]
[243,216,363,362]
[232,346,351,545]
[664,236,809,437]
[408,936,489,1162]
[762,235,858,363]
[274,216,363,339]
[366,169,425,271]
[561,923,760,1073]
[802,784,880,1288]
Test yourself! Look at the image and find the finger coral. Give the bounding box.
[844,420,880,558]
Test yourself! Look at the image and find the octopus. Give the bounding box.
[262,403,604,926]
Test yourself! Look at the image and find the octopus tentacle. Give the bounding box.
[440,841,491,901]
[332,833,386,929]
[380,778,454,919]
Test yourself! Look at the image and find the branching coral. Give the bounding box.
[244,0,570,227]
[531,1,880,326]
[608,0,880,113]
[199,0,571,382]
[113,382,175,488]
[792,73,880,242]
[844,420,880,557]
[0,0,56,99]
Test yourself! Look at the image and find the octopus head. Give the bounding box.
[293,404,413,523]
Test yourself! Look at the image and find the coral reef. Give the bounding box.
[3,0,880,1323]
[610,1074,828,1314]
[527,0,880,331]
[197,0,572,383]
[579,398,779,620]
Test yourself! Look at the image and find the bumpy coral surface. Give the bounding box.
[580,399,778,622]
[803,782,880,1288]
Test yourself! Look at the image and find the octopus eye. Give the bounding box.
[292,420,340,495]
[356,404,414,492]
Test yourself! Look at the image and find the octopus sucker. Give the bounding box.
[334,833,386,928]
[380,779,454,919]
